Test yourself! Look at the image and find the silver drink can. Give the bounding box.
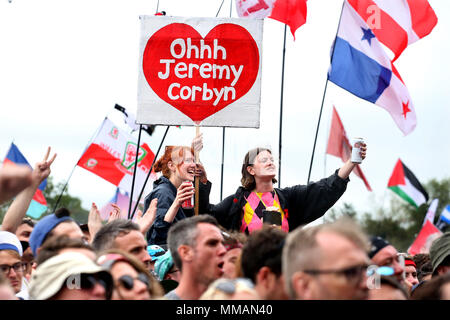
[351,137,364,163]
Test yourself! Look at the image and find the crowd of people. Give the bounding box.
[0,141,449,301]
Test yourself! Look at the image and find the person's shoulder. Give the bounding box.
[152,178,175,194]
[164,289,180,300]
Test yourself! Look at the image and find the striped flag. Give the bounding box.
[347,0,437,62]
[328,0,437,135]
[3,143,47,219]
[437,205,450,230]
[388,159,428,208]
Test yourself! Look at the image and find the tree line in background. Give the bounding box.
[325,177,450,252]
[1,176,449,252]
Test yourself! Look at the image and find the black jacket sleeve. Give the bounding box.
[282,169,349,229]
[147,188,178,245]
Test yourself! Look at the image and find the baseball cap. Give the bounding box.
[29,252,112,300]
[147,244,165,262]
[0,231,23,256]
[29,213,74,257]
[429,232,450,274]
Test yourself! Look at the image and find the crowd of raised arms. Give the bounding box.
[0,140,449,300]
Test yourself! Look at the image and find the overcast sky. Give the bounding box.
[1,0,449,220]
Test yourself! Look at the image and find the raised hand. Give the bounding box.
[87,202,103,242]
[191,133,203,154]
[134,198,158,234]
[108,203,122,222]
[32,146,57,186]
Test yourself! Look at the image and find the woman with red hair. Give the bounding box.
[144,137,208,248]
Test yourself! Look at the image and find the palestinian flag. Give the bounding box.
[388,159,429,208]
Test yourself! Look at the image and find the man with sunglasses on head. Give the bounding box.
[282,217,371,300]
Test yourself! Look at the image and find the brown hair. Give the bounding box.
[241,148,277,190]
[36,235,93,266]
[410,273,450,300]
[154,145,194,179]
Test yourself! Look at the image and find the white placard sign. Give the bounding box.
[137,16,263,128]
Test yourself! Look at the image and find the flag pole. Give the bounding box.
[278,24,287,188]
[127,125,143,219]
[307,1,345,184]
[219,0,233,201]
[129,125,170,220]
[220,128,225,201]
[52,117,106,213]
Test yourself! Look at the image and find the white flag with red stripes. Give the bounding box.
[77,118,156,200]
[347,0,437,61]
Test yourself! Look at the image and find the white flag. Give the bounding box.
[423,198,439,225]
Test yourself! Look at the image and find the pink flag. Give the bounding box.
[326,106,372,191]
[235,0,307,39]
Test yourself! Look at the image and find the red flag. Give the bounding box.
[235,0,307,39]
[326,106,372,191]
[408,220,442,255]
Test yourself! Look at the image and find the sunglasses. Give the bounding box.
[117,273,151,291]
[304,264,368,285]
[79,273,113,299]
[366,266,395,277]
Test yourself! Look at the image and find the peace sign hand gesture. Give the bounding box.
[32,146,57,186]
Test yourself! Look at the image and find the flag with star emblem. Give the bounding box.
[328,0,437,135]
[77,118,156,200]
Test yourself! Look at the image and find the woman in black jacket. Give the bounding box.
[144,143,208,248]
[203,146,366,234]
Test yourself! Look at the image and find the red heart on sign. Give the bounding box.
[142,23,260,123]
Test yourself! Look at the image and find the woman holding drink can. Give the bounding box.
[204,143,367,234]
[143,135,209,248]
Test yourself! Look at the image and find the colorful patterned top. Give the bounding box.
[240,190,289,234]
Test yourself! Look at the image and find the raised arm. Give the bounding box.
[337,143,367,179]
[1,147,56,233]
